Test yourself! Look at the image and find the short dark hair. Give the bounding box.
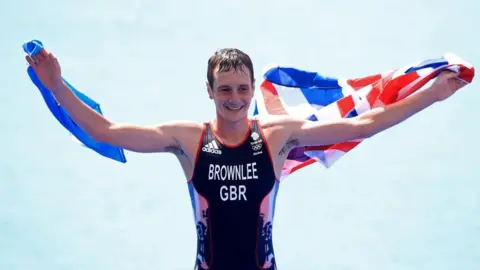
[207,48,255,89]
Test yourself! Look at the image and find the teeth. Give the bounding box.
[226,105,242,110]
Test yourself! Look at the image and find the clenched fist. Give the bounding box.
[430,70,468,102]
[26,49,63,91]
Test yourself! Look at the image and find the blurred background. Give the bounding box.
[0,0,478,269]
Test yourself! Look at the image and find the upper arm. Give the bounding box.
[96,121,199,153]
[284,116,366,147]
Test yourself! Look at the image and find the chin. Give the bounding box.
[220,108,249,122]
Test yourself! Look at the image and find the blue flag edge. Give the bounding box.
[23,39,127,163]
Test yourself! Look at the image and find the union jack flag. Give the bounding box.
[252,53,475,180]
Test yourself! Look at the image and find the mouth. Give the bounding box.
[224,104,245,111]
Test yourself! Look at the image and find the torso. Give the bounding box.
[176,117,291,182]
[183,119,283,270]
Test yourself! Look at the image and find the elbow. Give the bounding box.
[91,131,108,143]
[89,123,114,143]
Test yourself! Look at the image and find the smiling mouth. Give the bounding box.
[224,104,244,111]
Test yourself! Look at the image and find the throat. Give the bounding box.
[211,118,250,146]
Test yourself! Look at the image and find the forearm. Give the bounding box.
[51,81,112,140]
[291,72,461,147]
[358,86,438,138]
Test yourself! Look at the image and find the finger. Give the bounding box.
[456,76,467,83]
[25,55,36,67]
[48,52,56,61]
[52,55,60,68]
[31,54,40,64]
[38,48,49,58]
[455,77,468,87]
[36,51,46,61]
[442,70,459,79]
[452,78,468,92]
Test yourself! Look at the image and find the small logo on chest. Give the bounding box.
[250,132,263,155]
[202,140,222,155]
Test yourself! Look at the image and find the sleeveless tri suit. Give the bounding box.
[187,120,280,270]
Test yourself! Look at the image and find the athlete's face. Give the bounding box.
[207,67,254,122]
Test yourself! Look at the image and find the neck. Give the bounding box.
[212,115,250,145]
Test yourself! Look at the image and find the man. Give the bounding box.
[26,47,465,270]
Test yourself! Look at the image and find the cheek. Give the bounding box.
[243,93,254,103]
[213,96,228,107]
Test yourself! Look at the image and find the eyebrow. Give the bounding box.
[217,84,250,88]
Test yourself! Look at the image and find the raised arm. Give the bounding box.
[26,48,189,153]
[50,80,191,152]
[283,71,467,147]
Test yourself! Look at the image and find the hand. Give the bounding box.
[430,70,468,102]
[25,49,63,91]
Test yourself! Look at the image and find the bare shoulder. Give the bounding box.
[158,120,205,179]
[253,114,305,158]
[163,120,204,132]
[153,120,204,155]
[162,120,204,143]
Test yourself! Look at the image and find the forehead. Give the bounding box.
[213,67,252,87]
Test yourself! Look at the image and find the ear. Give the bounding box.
[206,80,214,99]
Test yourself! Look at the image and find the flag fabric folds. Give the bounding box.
[23,40,127,163]
[23,40,474,173]
[252,53,475,180]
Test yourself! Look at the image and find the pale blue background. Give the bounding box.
[1,0,479,269]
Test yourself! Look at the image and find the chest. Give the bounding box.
[192,136,276,203]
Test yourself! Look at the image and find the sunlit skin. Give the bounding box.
[207,67,255,146]
[25,47,468,181]
[24,45,470,269]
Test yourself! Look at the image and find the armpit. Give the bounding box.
[164,145,185,156]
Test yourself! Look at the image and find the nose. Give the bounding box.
[229,90,242,103]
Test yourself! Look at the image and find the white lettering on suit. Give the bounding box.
[208,162,258,201]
